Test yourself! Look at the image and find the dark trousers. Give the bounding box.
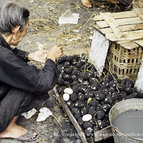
[0,88,49,133]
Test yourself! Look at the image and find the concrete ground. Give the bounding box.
[0,0,125,142]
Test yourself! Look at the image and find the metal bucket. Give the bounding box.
[109,98,143,143]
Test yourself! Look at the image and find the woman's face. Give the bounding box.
[10,19,29,46]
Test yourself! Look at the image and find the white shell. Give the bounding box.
[64,88,73,94]
[63,93,70,101]
[36,107,53,122]
[82,114,92,122]
[21,108,37,119]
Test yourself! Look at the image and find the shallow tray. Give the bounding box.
[53,87,113,143]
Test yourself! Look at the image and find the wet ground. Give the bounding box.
[0,0,140,143]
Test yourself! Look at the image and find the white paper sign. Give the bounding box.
[89,30,109,75]
[135,58,143,92]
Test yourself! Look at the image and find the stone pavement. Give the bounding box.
[0,0,113,143]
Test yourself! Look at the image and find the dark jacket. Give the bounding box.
[0,35,59,100]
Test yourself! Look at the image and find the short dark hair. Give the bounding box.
[0,2,30,35]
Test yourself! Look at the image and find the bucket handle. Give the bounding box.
[111,125,143,141]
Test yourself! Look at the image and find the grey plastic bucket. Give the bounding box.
[109,98,143,143]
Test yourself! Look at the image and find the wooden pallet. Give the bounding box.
[93,8,143,49]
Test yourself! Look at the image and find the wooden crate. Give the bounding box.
[53,88,112,143]
[94,8,143,81]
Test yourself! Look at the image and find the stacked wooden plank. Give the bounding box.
[94,8,143,49]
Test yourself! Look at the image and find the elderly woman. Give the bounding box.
[0,2,63,142]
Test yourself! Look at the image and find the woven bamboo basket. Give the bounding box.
[107,42,143,81]
[94,8,143,81]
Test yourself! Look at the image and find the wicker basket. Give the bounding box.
[93,8,143,81]
[107,42,143,81]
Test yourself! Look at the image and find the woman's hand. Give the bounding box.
[28,50,48,64]
[28,45,63,63]
[47,45,63,62]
